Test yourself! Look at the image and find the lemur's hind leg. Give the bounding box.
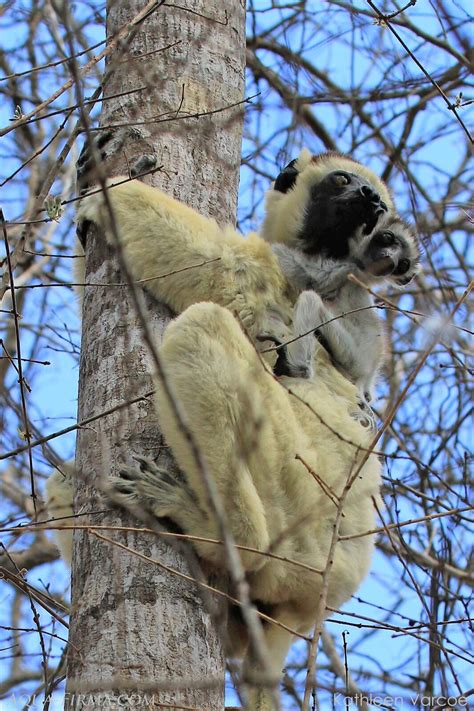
[153,302,297,572]
[287,290,359,381]
[287,292,377,430]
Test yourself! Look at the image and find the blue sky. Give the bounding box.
[0,1,472,707]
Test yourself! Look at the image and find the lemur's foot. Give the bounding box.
[108,456,196,520]
[285,363,312,378]
[257,334,311,379]
[351,399,377,432]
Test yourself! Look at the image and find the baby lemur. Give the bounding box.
[272,214,419,403]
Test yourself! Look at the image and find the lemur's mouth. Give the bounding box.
[299,188,388,260]
[395,274,414,286]
[334,198,383,237]
[362,209,383,236]
[365,256,394,276]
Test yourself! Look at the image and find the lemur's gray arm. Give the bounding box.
[284,291,377,429]
[272,244,355,299]
[286,291,359,379]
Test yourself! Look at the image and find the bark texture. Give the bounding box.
[66,1,246,708]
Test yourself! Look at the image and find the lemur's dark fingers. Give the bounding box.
[130,154,158,178]
[77,129,115,169]
[77,130,158,191]
[76,130,116,192]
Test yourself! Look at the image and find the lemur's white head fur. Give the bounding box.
[262,149,395,250]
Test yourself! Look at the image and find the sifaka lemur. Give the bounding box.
[46,139,419,711]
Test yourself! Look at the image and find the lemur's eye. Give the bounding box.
[379,230,396,245]
[332,173,350,187]
[394,258,411,275]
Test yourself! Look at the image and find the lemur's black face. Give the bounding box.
[274,164,388,259]
[300,171,389,258]
[359,222,419,286]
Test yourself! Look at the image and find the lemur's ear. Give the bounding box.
[273,158,299,193]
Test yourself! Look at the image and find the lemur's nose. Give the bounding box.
[360,185,381,204]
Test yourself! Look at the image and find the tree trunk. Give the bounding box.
[66,1,246,709]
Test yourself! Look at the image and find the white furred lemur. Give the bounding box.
[45,138,419,711]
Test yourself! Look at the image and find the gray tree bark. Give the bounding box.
[66,1,246,709]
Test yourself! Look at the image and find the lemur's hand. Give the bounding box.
[351,399,377,432]
[76,130,115,194]
[256,332,313,379]
[75,130,159,246]
[76,129,158,193]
